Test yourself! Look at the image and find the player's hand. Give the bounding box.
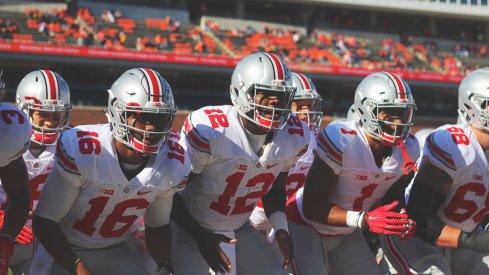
[275,229,293,270]
[14,224,33,245]
[362,201,414,236]
[399,208,416,240]
[0,234,13,275]
[195,229,236,274]
[0,210,33,245]
[131,230,147,251]
[75,259,94,275]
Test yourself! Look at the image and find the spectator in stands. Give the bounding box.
[114,8,123,19]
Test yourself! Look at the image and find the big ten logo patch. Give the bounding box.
[97,187,114,195]
[234,162,248,171]
[354,175,368,181]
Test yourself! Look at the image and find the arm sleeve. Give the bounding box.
[281,122,311,172]
[34,164,80,222]
[314,124,346,175]
[423,130,466,180]
[180,113,212,174]
[145,193,174,228]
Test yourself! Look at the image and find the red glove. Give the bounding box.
[0,234,13,275]
[14,225,33,245]
[362,201,415,236]
[0,211,33,245]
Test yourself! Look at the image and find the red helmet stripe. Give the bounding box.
[264,53,284,80]
[296,73,311,91]
[385,72,406,100]
[42,70,58,100]
[141,68,161,103]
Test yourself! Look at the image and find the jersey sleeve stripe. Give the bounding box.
[56,142,80,175]
[426,133,456,171]
[183,115,211,153]
[317,130,343,166]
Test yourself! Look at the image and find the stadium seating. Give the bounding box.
[0,7,484,76]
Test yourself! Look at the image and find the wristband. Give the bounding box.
[346,211,364,228]
[269,211,289,233]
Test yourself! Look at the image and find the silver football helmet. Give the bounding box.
[106,68,176,155]
[458,68,489,131]
[16,70,71,145]
[351,72,416,146]
[230,52,295,131]
[291,72,323,130]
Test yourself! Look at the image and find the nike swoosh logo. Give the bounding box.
[385,176,397,181]
[266,163,279,169]
[137,190,151,195]
[299,166,311,171]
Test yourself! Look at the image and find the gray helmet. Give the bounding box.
[458,68,489,131]
[291,72,323,130]
[351,72,416,145]
[230,52,295,130]
[106,68,176,155]
[16,70,71,145]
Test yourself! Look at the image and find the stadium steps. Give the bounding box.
[199,29,234,57]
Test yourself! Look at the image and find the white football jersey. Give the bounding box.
[179,105,310,232]
[0,145,55,226]
[294,120,419,235]
[411,123,489,232]
[41,124,190,248]
[0,104,31,167]
[286,128,317,198]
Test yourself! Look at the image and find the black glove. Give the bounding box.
[458,230,489,252]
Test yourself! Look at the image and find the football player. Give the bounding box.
[286,72,418,274]
[0,71,31,275]
[382,68,489,274]
[0,70,72,275]
[250,72,322,234]
[31,68,190,275]
[171,52,310,275]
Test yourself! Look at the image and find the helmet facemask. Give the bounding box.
[239,83,296,131]
[361,99,416,146]
[24,99,71,146]
[459,92,489,131]
[109,97,175,155]
[292,98,323,130]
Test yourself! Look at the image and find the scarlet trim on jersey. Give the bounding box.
[184,115,211,153]
[317,130,343,166]
[384,72,406,100]
[297,146,308,156]
[56,142,80,175]
[426,133,456,171]
[384,236,414,275]
[41,70,59,101]
[139,68,162,103]
[263,53,285,80]
[296,73,311,91]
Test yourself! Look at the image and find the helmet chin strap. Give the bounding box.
[378,131,417,175]
[32,129,58,145]
[129,137,158,155]
[399,140,417,175]
[255,110,280,130]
